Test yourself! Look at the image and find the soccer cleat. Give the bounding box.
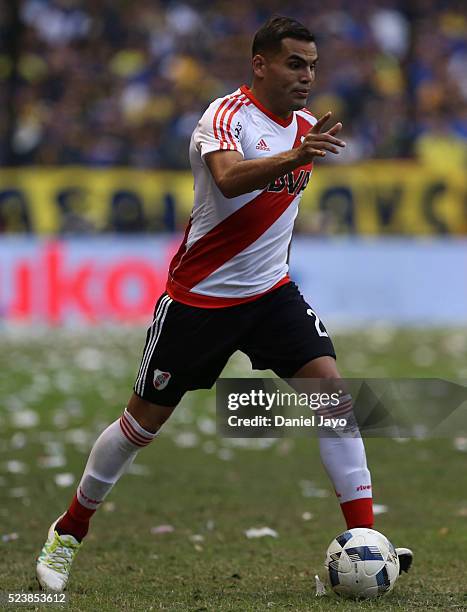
[36,515,81,592]
[395,547,413,574]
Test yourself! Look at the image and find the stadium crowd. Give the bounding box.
[1,0,466,168]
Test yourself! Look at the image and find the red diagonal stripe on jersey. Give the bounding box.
[169,215,193,278]
[169,189,297,290]
[293,114,315,148]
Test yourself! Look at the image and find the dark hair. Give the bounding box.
[252,16,314,56]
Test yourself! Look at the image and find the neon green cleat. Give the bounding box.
[36,516,81,592]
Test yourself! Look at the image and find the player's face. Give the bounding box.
[256,38,318,113]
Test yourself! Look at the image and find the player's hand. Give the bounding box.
[296,111,346,163]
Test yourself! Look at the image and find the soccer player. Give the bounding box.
[36,16,412,591]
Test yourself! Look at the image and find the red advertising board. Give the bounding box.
[1,239,178,324]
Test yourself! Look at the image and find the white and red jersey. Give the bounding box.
[166,85,317,308]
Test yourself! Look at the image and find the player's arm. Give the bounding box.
[206,112,345,199]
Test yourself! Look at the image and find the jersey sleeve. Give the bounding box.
[195,97,246,158]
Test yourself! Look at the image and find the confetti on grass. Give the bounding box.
[189,534,205,542]
[245,527,278,539]
[38,455,66,468]
[150,525,175,535]
[4,461,28,474]
[315,575,327,597]
[299,480,329,498]
[54,473,75,487]
[453,438,467,452]
[173,432,199,448]
[9,487,28,498]
[127,463,150,476]
[10,409,39,429]
[2,533,19,542]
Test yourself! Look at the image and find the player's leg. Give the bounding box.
[36,393,177,592]
[241,283,412,573]
[37,293,244,591]
[239,284,372,528]
[291,356,374,530]
[55,394,175,541]
[294,357,413,574]
[36,293,184,591]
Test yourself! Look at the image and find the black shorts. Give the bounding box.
[133,282,336,406]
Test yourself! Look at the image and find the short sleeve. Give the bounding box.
[195,97,245,158]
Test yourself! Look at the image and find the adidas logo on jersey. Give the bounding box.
[256,138,270,151]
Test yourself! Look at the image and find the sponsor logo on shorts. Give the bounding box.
[153,369,171,390]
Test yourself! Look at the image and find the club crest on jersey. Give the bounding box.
[153,369,171,390]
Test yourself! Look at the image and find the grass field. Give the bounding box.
[1,326,467,611]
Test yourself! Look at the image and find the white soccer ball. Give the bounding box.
[324,528,399,599]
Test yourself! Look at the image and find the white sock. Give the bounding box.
[317,394,372,503]
[77,408,157,510]
[319,435,372,502]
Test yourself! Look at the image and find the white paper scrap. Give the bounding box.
[315,574,326,596]
[245,527,278,539]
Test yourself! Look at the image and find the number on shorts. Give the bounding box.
[306,308,329,337]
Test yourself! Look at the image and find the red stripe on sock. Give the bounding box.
[340,497,374,529]
[119,417,146,447]
[318,400,353,418]
[122,412,154,443]
[121,415,153,446]
[119,416,148,447]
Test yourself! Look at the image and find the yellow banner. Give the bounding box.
[0,163,465,234]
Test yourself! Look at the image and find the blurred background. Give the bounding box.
[1,5,467,604]
[0,0,466,325]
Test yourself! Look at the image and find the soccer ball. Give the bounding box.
[324,528,399,599]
